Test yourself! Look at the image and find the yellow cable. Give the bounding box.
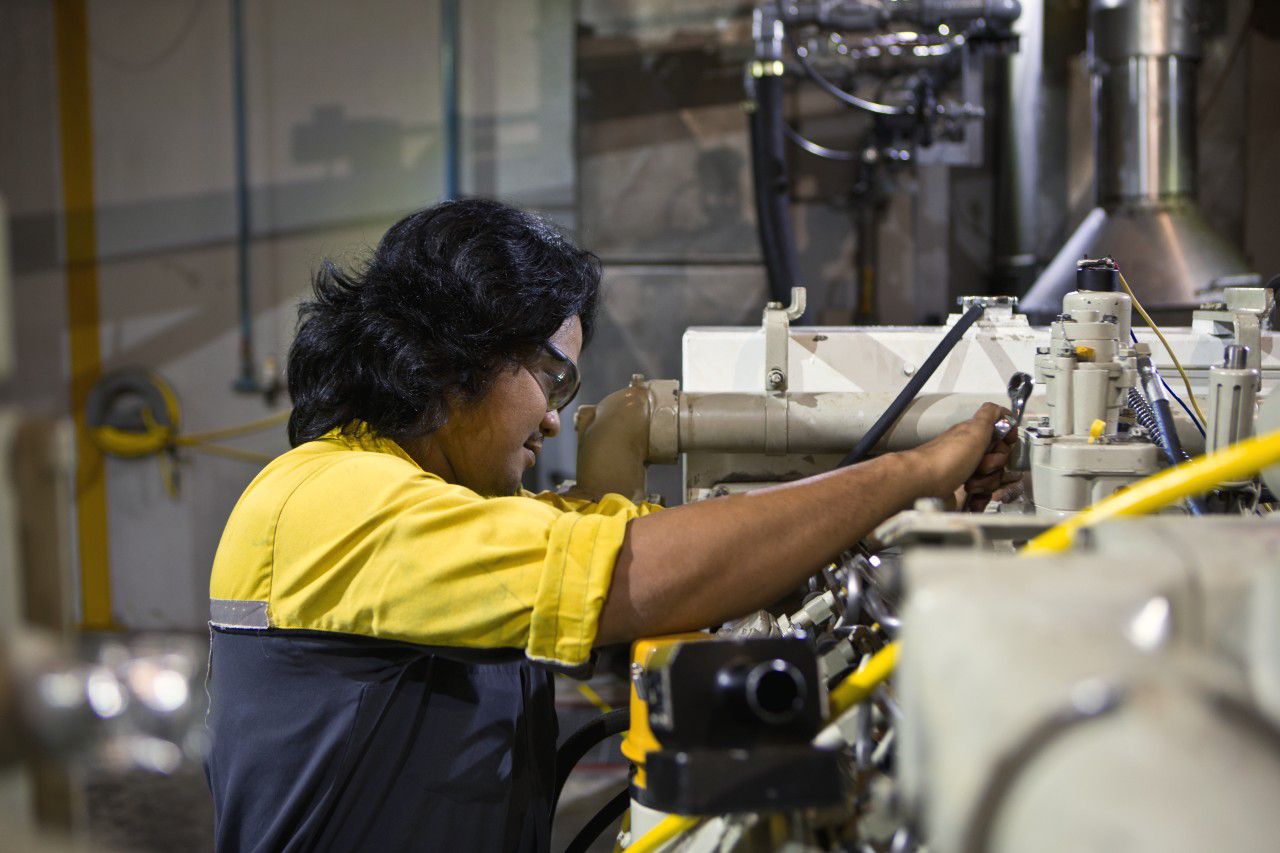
[174,409,291,446]
[1117,271,1207,424]
[626,815,701,853]
[828,642,900,718]
[575,681,614,714]
[1024,427,1280,554]
[188,443,277,465]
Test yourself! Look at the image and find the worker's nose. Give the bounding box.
[540,408,561,439]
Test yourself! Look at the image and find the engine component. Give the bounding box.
[1207,344,1261,458]
[626,636,845,815]
[898,518,1280,853]
[1027,264,1164,515]
[748,0,1020,314]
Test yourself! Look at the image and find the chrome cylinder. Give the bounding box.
[1091,0,1201,206]
[1095,57,1197,204]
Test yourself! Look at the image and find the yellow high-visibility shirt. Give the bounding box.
[209,424,658,671]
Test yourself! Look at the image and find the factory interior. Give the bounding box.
[4,0,1280,850]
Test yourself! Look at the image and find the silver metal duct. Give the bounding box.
[1021,0,1252,312]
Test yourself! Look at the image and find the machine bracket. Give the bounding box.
[763,287,806,455]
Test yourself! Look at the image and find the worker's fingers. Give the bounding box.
[975,449,1009,476]
[971,403,1009,428]
[965,470,1005,494]
[992,479,1025,504]
[969,464,1020,490]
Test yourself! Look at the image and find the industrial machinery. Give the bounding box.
[564,258,1280,851]
[1021,0,1255,312]
[747,0,1022,318]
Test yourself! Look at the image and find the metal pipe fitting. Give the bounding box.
[575,380,1004,499]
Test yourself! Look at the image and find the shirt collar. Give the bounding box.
[320,422,425,472]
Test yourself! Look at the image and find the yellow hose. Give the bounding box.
[626,815,701,853]
[174,409,291,446]
[1024,427,1280,555]
[828,642,899,718]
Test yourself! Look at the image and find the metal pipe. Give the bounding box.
[678,391,1001,455]
[1022,0,1250,312]
[573,381,660,502]
[440,0,461,201]
[1091,0,1201,207]
[230,0,256,392]
[574,382,1005,500]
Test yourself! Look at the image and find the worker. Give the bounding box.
[205,198,1016,852]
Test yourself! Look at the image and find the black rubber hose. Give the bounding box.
[748,72,803,307]
[839,304,986,467]
[1128,387,1203,515]
[564,787,630,853]
[1151,397,1204,515]
[1150,398,1190,465]
[1128,388,1187,465]
[553,708,630,813]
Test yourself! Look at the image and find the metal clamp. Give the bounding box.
[763,287,806,455]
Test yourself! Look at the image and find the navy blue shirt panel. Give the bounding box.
[205,629,558,852]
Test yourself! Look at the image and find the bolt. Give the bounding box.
[902,363,916,376]
[768,368,786,389]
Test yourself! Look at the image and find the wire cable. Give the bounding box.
[553,708,630,813]
[782,25,905,116]
[1023,427,1280,554]
[174,409,291,446]
[186,443,276,465]
[829,642,899,717]
[1117,270,1207,424]
[783,123,859,161]
[1130,330,1205,435]
[1162,375,1206,436]
[626,815,702,853]
[89,0,205,72]
[840,304,985,467]
[565,788,630,853]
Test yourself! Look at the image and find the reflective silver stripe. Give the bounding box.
[209,598,269,629]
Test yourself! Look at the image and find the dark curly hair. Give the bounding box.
[286,199,601,446]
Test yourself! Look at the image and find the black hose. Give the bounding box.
[553,708,630,813]
[839,304,986,467]
[748,72,803,307]
[564,787,630,853]
[785,30,904,116]
[1128,387,1204,515]
[1128,388,1186,465]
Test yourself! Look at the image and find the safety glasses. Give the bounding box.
[528,340,580,412]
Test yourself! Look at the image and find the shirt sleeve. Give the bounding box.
[267,457,654,671]
[525,489,664,518]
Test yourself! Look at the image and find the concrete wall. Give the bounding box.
[1,0,574,630]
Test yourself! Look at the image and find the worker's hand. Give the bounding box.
[962,417,1021,512]
[902,403,1010,507]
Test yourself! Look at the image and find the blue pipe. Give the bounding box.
[231,0,257,392]
[440,0,461,200]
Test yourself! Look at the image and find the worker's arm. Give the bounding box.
[596,403,1008,643]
